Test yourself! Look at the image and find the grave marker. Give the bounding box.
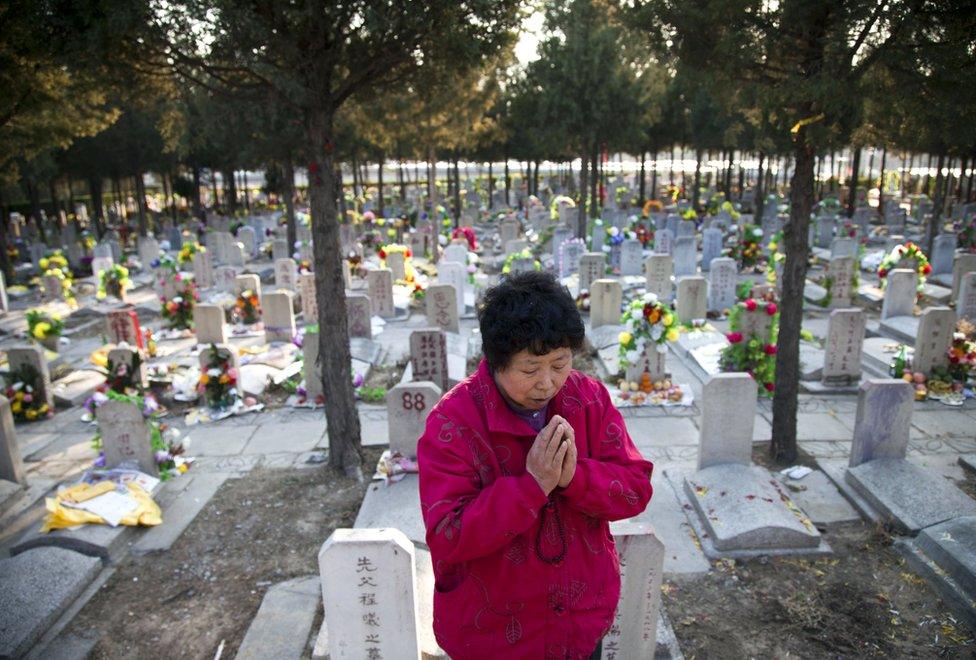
[672,236,696,276]
[105,309,143,348]
[619,239,644,276]
[701,227,723,271]
[644,254,673,301]
[822,308,865,385]
[194,304,226,344]
[426,284,459,333]
[827,256,856,308]
[346,294,372,339]
[216,266,240,293]
[912,307,954,375]
[386,382,441,459]
[957,272,976,321]
[675,277,707,324]
[386,251,406,281]
[299,272,318,322]
[579,253,606,292]
[193,249,214,289]
[602,522,664,660]
[0,396,25,484]
[589,279,623,328]
[274,258,297,291]
[849,379,914,468]
[880,269,917,319]
[98,399,157,476]
[107,345,148,389]
[931,233,956,276]
[436,261,467,317]
[707,257,737,312]
[442,243,467,265]
[698,373,757,470]
[304,328,322,403]
[410,329,449,391]
[654,228,673,255]
[7,346,53,409]
[830,237,857,259]
[263,291,297,342]
[367,269,396,318]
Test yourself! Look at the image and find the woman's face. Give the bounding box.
[494,347,573,411]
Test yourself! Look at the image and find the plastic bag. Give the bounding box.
[40,482,162,532]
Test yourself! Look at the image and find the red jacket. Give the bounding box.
[418,359,653,659]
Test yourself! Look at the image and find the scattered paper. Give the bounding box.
[64,490,138,527]
[780,465,813,480]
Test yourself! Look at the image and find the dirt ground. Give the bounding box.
[65,448,385,659]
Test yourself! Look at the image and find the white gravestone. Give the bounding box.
[386,382,441,459]
[0,396,25,484]
[194,304,226,345]
[676,277,707,324]
[410,329,449,391]
[880,269,917,320]
[275,258,298,291]
[589,279,623,329]
[442,243,467,265]
[957,272,976,321]
[827,256,856,308]
[367,269,396,318]
[98,399,157,476]
[707,257,737,313]
[560,242,585,278]
[619,240,644,277]
[193,250,215,289]
[625,344,667,383]
[654,228,673,255]
[602,522,665,660]
[436,261,467,317]
[425,284,459,334]
[299,272,318,322]
[386,252,406,281]
[579,253,606,293]
[701,227,723,271]
[234,273,260,300]
[849,379,914,468]
[644,255,673,302]
[303,328,323,403]
[830,237,857,259]
[672,236,696,277]
[931,233,956,276]
[346,294,372,339]
[216,266,240,293]
[698,373,757,470]
[822,308,865,385]
[912,306,954,375]
[7,346,53,409]
[263,291,297,343]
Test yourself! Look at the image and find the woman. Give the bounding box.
[418,271,653,659]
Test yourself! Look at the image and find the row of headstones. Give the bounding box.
[883,265,976,324]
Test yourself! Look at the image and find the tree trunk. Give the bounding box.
[639,151,647,206]
[504,157,510,207]
[770,133,816,464]
[453,156,461,225]
[755,152,766,219]
[955,157,967,200]
[23,176,47,244]
[650,151,658,205]
[284,156,297,254]
[89,176,105,238]
[243,171,251,212]
[924,154,933,196]
[307,109,363,479]
[224,169,238,214]
[967,150,975,202]
[533,160,540,197]
[398,155,406,201]
[878,148,887,216]
[577,152,589,239]
[135,172,148,237]
[846,147,861,217]
[191,166,202,219]
[669,146,675,187]
[487,162,494,209]
[377,153,385,217]
[0,188,11,280]
[928,151,946,254]
[589,145,599,218]
[211,169,219,210]
[692,149,703,211]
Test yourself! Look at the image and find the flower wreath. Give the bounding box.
[765,230,785,284]
[719,298,779,396]
[877,241,930,292]
[730,224,766,269]
[502,248,541,274]
[618,294,680,367]
[234,289,261,325]
[39,251,74,300]
[5,363,53,421]
[378,243,416,283]
[97,264,132,299]
[26,309,64,342]
[178,242,204,266]
[198,344,239,409]
[160,278,200,330]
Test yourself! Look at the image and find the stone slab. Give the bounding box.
[132,472,232,554]
[668,465,829,559]
[0,547,102,658]
[11,516,134,562]
[959,454,976,475]
[587,323,624,350]
[895,537,976,633]
[879,315,918,345]
[774,470,860,525]
[860,336,907,378]
[845,458,976,534]
[0,478,25,517]
[236,576,320,660]
[915,516,976,598]
[349,337,384,366]
[674,329,726,358]
[352,474,426,547]
[51,370,106,407]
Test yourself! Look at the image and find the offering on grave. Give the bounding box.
[25,309,64,351]
[729,224,765,269]
[233,288,262,325]
[618,293,679,366]
[197,344,240,409]
[877,241,930,294]
[502,248,541,275]
[379,243,415,282]
[160,277,200,330]
[4,363,53,422]
[719,297,779,396]
[38,250,74,302]
[178,241,205,266]
[97,264,132,301]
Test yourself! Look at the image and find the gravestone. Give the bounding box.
[589,280,623,328]
[214,266,238,293]
[579,253,606,292]
[263,291,297,342]
[194,304,226,344]
[822,308,865,385]
[386,382,441,459]
[272,239,289,261]
[816,216,836,248]
[701,227,723,271]
[654,228,673,255]
[644,254,673,301]
[167,226,183,250]
[274,258,297,291]
[827,256,856,308]
[425,284,459,334]
[97,399,157,476]
[551,227,572,259]
[238,226,257,256]
[560,241,585,278]
[410,329,449,391]
[234,274,261,300]
[880,269,917,320]
[499,218,519,245]
[40,274,65,302]
[958,272,976,321]
[602,523,664,660]
[317,529,421,659]
[137,236,160,266]
[226,242,246,268]
[619,240,644,276]
[7,346,53,409]
[951,253,976,297]
[505,239,529,256]
[848,379,914,468]
[0,396,25,484]
[193,249,214,289]
[105,309,142,348]
[697,373,756,470]
[91,256,114,282]
[912,307,954,375]
[303,328,322,403]
[931,233,956,276]
[624,344,667,383]
[830,237,857,259]
[590,221,606,253]
[508,255,536,275]
[107,345,148,389]
[346,294,372,339]
[672,236,696,276]
[386,252,406,281]
[675,277,707,323]
[442,243,467,265]
[367,269,395,318]
[436,261,467,317]
[299,272,318,322]
[707,257,737,312]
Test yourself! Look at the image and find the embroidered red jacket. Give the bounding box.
[418,359,653,659]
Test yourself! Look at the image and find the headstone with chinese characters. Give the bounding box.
[707,257,737,313]
[193,249,215,289]
[701,227,723,271]
[7,345,53,409]
[0,395,25,484]
[194,304,226,344]
[673,236,696,277]
[579,253,606,293]
[822,308,865,385]
[931,233,956,276]
[435,261,467,317]
[880,269,917,320]
[272,238,289,261]
[226,242,246,268]
[238,226,257,257]
[601,522,664,660]
[214,266,238,293]
[644,254,673,302]
[107,344,148,389]
[137,236,160,266]
[830,237,857,259]
[410,329,449,391]
[624,343,667,383]
[317,528,421,660]
[912,306,954,375]
[848,379,914,468]
[386,382,442,459]
[619,239,644,277]
[560,241,585,278]
[275,258,297,291]
[425,284,459,334]
[589,279,623,329]
[263,291,297,343]
[697,373,757,470]
[654,228,673,255]
[951,253,976,298]
[234,273,262,300]
[827,256,856,308]
[97,398,157,476]
[367,269,396,318]
[386,252,406,281]
[957,271,976,321]
[816,216,836,248]
[499,218,519,245]
[675,277,707,324]
[105,309,143,348]
[346,294,372,339]
[303,327,323,403]
[299,272,318,322]
[508,255,536,275]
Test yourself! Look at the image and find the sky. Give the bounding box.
[514,8,545,66]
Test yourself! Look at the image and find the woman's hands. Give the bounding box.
[526,415,577,495]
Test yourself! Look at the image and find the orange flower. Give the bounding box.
[648,308,661,324]
[199,374,210,385]
[219,374,230,384]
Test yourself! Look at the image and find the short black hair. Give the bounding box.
[478,271,585,371]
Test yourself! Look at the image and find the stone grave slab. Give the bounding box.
[387,382,441,459]
[349,337,384,366]
[236,576,320,660]
[51,370,106,407]
[959,454,976,475]
[773,470,860,525]
[587,323,624,351]
[878,314,918,344]
[353,474,425,546]
[672,464,827,558]
[0,547,102,658]
[845,458,976,533]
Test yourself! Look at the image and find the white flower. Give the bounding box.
[656,343,668,354]
[173,296,183,304]
[643,292,659,304]
[93,391,108,405]
[602,245,611,253]
[625,349,639,364]
[207,368,221,377]
[651,325,663,341]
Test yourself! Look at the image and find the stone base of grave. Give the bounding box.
[843,458,976,534]
[772,471,860,526]
[380,306,411,323]
[353,475,426,546]
[860,336,905,378]
[400,352,467,388]
[666,466,829,559]
[895,519,976,633]
[0,479,26,518]
[350,337,385,366]
[51,369,107,407]
[921,282,952,303]
[879,315,918,344]
[0,547,102,658]
[236,576,320,660]
[586,323,625,351]
[685,341,726,382]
